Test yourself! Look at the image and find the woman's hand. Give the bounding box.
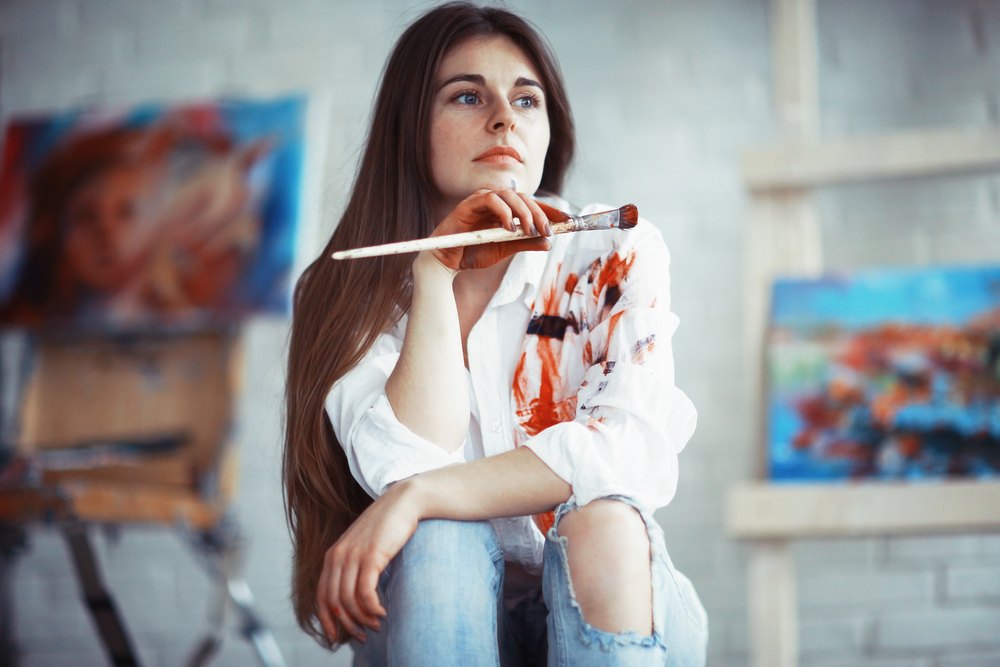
[316,479,423,644]
[424,189,568,272]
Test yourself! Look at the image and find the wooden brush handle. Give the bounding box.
[331,220,577,260]
[330,205,634,261]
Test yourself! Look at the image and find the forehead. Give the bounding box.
[437,35,542,84]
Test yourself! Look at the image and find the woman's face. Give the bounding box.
[429,35,551,210]
[63,165,155,289]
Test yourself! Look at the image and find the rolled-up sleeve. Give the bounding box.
[522,224,697,510]
[325,323,466,498]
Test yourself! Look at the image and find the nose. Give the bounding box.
[488,100,516,133]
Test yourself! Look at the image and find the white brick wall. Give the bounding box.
[1,1,998,666]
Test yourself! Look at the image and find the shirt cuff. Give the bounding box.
[349,393,466,497]
[522,420,626,507]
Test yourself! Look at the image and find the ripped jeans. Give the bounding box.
[351,496,708,666]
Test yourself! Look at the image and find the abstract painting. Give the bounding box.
[768,264,1000,482]
[0,95,306,332]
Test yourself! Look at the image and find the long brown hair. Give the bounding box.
[283,1,575,645]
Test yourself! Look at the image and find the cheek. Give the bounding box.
[527,121,551,178]
[429,120,459,181]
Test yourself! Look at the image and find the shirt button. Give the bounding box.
[490,419,502,433]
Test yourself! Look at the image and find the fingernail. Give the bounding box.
[545,223,553,235]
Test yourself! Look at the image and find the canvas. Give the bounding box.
[768,264,1000,482]
[0,95,306,332]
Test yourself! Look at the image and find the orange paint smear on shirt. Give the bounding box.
[518,264,578,536]
[520,338,567,436]
[539,279,561,316]
[564,272,579,294]
[593,250,636,303]
[607,310,626,342]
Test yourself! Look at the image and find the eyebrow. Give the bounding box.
[438,74,543,91]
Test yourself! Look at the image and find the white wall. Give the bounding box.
[1,1,998,665]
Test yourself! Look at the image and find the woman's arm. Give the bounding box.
[320,190,558,642]
[316,421,570,645]
[382,189,552,452]
[383,254,468,451]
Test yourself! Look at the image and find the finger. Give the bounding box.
[316,602,341,645]
[494,189,535,237]
[535,199,571,223]
[317,558,343,643]
[522,195,551,236]
[494,236,551,262]
[340,559,380,635]
[327,559,365,642]
[325,551,360,641]
[358,560,388,620]
[478,191,515,232]
[332,594,367,644]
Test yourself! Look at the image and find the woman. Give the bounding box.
[283,3,707,664]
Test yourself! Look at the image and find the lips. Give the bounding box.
[473,145,522,163]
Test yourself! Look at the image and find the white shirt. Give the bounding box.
[325,203,697,569]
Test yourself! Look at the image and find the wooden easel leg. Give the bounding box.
[61,521,141,667]
[747,539,798,667]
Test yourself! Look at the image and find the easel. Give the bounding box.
[725,1,1000,666]
[0,329,286,667]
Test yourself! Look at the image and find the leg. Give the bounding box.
[352,519,504,667]
[543,496,708,667]
[558,499,653,634]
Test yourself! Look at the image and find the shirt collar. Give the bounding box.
[494,245,549,311]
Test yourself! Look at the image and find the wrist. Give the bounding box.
[413,251,458,282]
[393,475,434,521]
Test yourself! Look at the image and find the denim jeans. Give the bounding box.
[351,496,708,666]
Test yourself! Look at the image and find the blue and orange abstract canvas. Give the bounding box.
[0,95,306,332]
[768,265,1000,482]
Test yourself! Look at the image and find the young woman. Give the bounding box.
[283,3,707,664]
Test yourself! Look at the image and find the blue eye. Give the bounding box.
[456,92,480,105]
[514,95,538,109]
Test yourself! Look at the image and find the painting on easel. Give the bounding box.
[0,95,306,332]
[767,264,1000,482]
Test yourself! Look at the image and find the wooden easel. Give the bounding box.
[725,1,1000,665]
[0,330,286,667]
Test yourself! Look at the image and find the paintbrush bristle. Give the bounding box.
[618,204,638,229]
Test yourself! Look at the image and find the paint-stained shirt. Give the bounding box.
[325,202,697,569]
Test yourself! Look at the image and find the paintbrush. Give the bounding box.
[331,204,638,260]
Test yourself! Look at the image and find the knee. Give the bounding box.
[553,499,653,634]
[394,519,501,593]
[389,519,501,628]
[556,498,650,560]
[403,519,499,563]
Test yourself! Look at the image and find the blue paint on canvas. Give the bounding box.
[768,264,1000,482]
[0,95,307,333]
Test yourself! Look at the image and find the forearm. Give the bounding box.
[401,446,571,521]
[385,253,469,451]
